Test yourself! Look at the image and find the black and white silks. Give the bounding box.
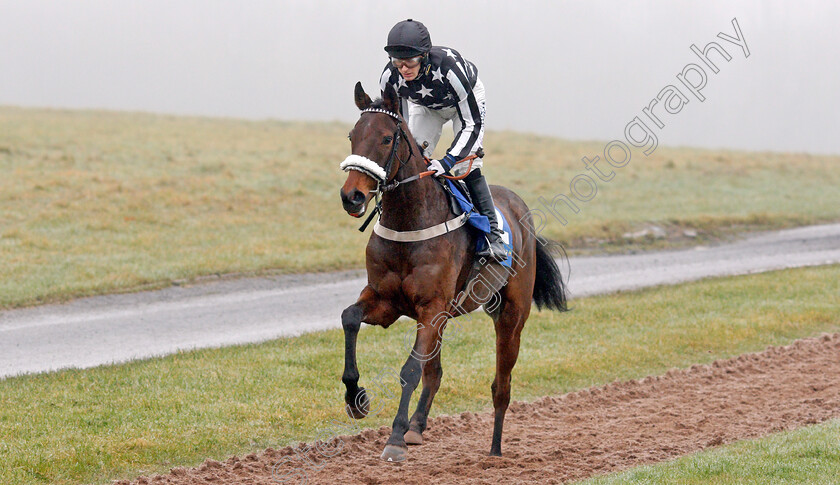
[380,46,485,170]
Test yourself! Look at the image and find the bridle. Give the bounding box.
[339,107,418,231]
[340,107,416,196]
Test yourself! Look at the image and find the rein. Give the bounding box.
[383,151,480,191]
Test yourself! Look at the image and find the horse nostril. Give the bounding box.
[340,188,367,209]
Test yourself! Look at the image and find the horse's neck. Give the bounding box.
[380,163,450,231]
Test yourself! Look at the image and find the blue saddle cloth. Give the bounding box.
[443,179,513,268]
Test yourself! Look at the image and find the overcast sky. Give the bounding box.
[1,0,838,154]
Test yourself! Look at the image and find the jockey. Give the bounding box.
[379,19,507,262]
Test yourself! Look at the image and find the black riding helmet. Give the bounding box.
[384,19,432,59]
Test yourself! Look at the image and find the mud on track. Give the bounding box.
[118,333,840,485]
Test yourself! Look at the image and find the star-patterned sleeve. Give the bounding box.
[442,50,484,161]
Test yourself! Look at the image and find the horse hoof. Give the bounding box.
[404,430,423,445]
[380,444,407,462]
[345,387,369,419]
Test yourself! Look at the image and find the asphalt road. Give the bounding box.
[2,223,839,379]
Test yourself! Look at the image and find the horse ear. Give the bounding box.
[354,82,372,110]
[382,83,399,114]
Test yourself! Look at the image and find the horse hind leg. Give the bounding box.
[489,299,529,457]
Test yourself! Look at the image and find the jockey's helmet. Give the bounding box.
[384,19,432,59]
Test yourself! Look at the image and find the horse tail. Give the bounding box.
[532,239,569,312]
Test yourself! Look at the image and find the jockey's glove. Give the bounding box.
[427,159,447,177]
[428,154,458,177]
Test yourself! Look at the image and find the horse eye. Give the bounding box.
[382,136,393,144]
[347,132,352,141]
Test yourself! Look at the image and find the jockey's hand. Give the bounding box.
[427,159,446,177]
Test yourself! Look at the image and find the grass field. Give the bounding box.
[1,107,839,308]
[579,419,840,484]
[0,265,838,485]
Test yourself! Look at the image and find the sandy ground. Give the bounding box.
[115,332,840,485]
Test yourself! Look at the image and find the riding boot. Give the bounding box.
[464,169,508,262]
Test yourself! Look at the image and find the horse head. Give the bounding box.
[339,82,413,218]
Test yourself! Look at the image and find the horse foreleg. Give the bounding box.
[342,286,399,419]
[341,303,369,419]
[381,312,443,462]
[405,338,444,445]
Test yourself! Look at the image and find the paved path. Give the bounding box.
[2,223,839,379]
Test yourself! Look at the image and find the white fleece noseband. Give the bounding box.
[340,155,387,183]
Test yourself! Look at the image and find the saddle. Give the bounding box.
[441,178,472,216]
[436,177,512,265]
[435,177,515,319]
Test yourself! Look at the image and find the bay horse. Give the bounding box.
[339,82,567,462]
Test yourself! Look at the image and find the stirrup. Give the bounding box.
[477,233,508,262]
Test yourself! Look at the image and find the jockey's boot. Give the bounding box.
[465,169,508,262]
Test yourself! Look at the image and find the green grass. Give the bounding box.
[1,107,839,307]
[0,265,838,485]
[579,419,840,484]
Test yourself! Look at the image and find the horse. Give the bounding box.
[338,81,568,462]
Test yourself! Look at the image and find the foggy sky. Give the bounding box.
[1,0,838,154]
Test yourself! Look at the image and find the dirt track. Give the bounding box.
[116,332,840,485]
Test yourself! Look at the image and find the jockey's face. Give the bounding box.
[392,56,422,81]
[398,63,421,81]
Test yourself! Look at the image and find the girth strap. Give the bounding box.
[373,213,469,242]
